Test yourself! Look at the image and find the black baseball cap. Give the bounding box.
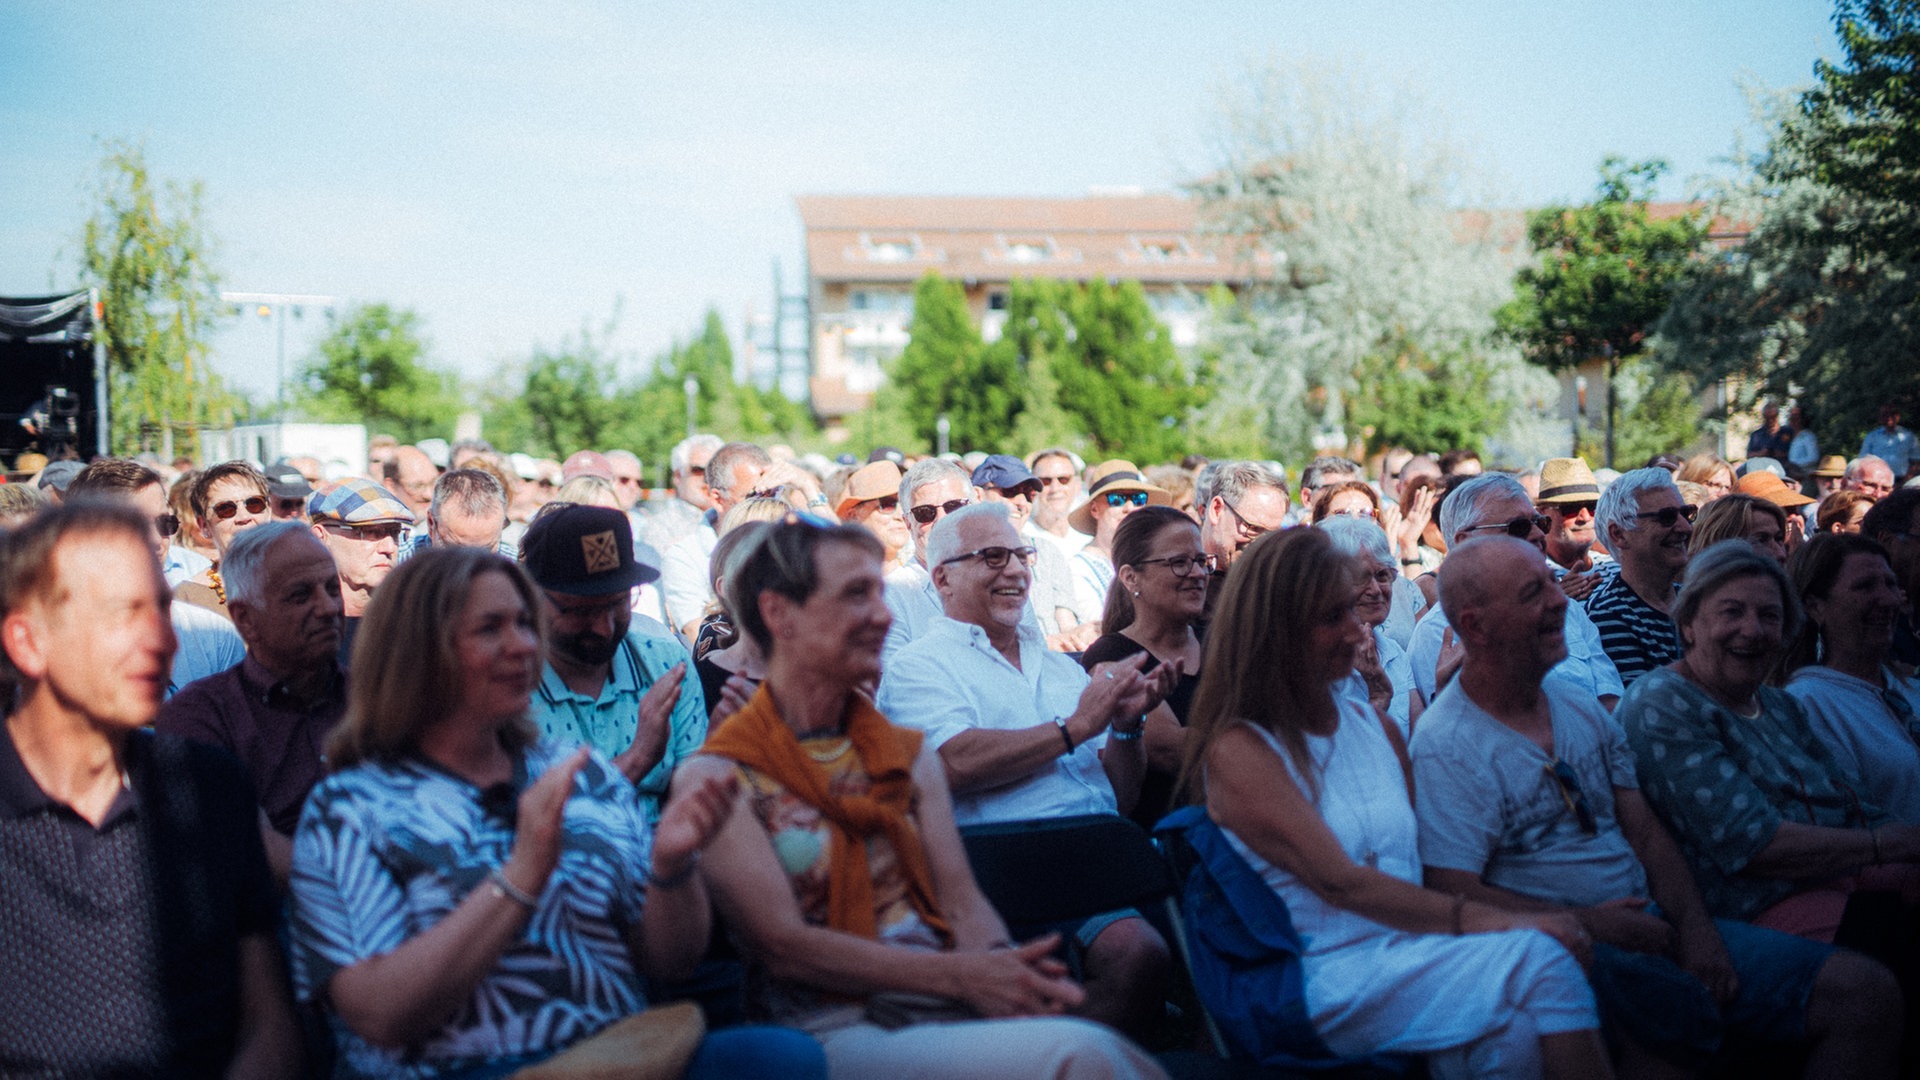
[520,504,658,595]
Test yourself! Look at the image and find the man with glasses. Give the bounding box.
[878,501,1175,1038]
[521,505,707,825]
[399,467,515,560]
[1025,447,1090,558]
[973,454,1090,647]
[67,458,244,694]
[1413,536,1861,1076]
[1407,473,1625,711]
[1535,458,1612,601]
[638,434,722,552]
[881,457,989,664]
[1196,460,1290,570]
[263,461,313,520]
[1584,469,1693,687]
[307,477,414,666]
[1844,454,1897,502]
[174,461,274,621]
[1296,455,1361,521]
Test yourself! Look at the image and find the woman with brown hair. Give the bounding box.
[1082,505,1209,828]
[1676,455,1736,504]
[1309,479,1381,524]
[1688,493,1789,563]
[1180,528,1609,1079]
[1815,489,1872,536]
[288,547,821,1079]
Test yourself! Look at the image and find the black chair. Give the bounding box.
[959,813,1173,928]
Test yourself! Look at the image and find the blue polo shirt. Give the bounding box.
[527,627,708,822]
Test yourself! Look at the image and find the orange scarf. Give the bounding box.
[702,685,950,943]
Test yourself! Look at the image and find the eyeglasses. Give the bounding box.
[1105,491,1149,509]
[1325,507,1377,519]
[1133,552,1219,577]
[1463,514,1552,539]
[1036,475,1075,487]
[1550,501,1597,518]
[1219,495,1274,539]
[1365,566,1397,587]
[909,498,970,525]
[1544,759,1598,835]
[210,495,269,520]
[874,495,900,512]
[322,521,405,542]
[153,512,180,538]
[938,545,1035,569]
[687,465,707,477]
[1634,504,1698,528]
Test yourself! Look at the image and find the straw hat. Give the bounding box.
[834,460,903,518]
[1069,459,1170,535]
[1734,471,1815,509]
[1810,455,1847,479]
[1535,458,1600,504]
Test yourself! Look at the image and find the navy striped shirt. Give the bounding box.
[1583,572,1683,688]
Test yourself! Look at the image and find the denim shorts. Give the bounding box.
[1590,917,1832,1066]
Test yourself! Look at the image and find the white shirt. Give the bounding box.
[882,560,1045,667]
[169,601,245,697]
[1786,665,1920,824]
[658,520,718,631]
[1028,522,1091,559]
[1336,627,1414,740]
[877,616,1114,827]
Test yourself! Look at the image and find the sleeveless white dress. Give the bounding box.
[1216,699,1596,1080]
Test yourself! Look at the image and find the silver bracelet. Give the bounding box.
[488,867,539,909]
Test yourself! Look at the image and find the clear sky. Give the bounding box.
[1,1,1839,407]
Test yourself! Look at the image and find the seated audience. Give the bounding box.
[1319,516,1419,737]
[835,460,909,574]
[974,453,1088,645]
[1186,527,1611,1078]
[0,502,299,1075]
[1846,455,1897,502]
[1534,457,1610,601]
[1298,455,1364,519]
[1861,488,1920,671]
[1584,468,1692,687]
[881,457,977,662]
[1308,478,1379,523]
[401,466,516,558]
[1415,536,1896,1077]
[694,520,774,721]
[288,547,822,1079]
[1026,446,1091,559]
[677,518,1169,1079]
[878,502,1175,1034]
[1783,534,1920,823]
[661,441,773,638]
[157,521,346,886]
[1080,505,1209,829]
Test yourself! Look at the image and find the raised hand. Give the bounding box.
[616,661,685,783]
[651,771,739,884]
[712,672,756,724]
[501,748,590,900]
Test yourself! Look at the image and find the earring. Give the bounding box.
[1132,590,1140,597]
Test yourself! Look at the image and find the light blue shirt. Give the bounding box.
[162,544,212,588]
[526,627,708,823]
[878,616,1114,827]
[1409,595,1625,706]
[1862,426,1918,478]
[168,600,245,697]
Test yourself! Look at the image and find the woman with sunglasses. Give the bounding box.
[1183,528,1610,1078]
[1081,506,1209,829]
[176,461,274,620]
[1066,460,1172,634]
[1617,540,1920,980]
[288,548,825,1079]
[1784,534,1920,824]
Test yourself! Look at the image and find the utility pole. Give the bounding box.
[220,291,337,416]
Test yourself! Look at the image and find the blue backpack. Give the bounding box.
[1157,805,1409,1074]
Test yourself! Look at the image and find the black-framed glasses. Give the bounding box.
[1550,501,1597,518]
[1464,514,1552,539]
[1105,491,1149,508]
[938,545,1035,570]
[1133,552,1218,577]
[153,512,180,538]
[1544,759,1598,835]
[1219,494,1274,538]
[909,498,969,525]
[210,495,269,520]
[1634,504,1698,528]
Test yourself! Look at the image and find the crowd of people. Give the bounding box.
[0,402,1917,1079]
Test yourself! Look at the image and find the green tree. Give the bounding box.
[294,303,457,443]
[1190,60,1549,466]
[1346,341,1508,457]
[517,318,628,459]
[1655,9,1920,445]
[79,141,242,453]
[1496,158,1708,467]
[890,273,1022,451]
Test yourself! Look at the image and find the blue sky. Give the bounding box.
[1,1,1838,407]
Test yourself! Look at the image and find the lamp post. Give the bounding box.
[936,413,950,457]
[683,376,698,438]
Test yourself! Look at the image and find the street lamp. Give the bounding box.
[683,376,699,438]
[936,413,950,457]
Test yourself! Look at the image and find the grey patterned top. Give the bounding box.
[1618,667,1886,920]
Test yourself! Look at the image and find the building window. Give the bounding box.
[1004,237,1054,263]
[862,235,919,262]
[987,291,1009,312]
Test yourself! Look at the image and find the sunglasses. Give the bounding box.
[1105,491,1150,508]
[938,545,1036,570]
[1634,504,1698,528]
[1035,475,1075,487]
[1133,552,1219,577]
[153,512,180,538]
[875,495,900,512]
[210,495,269,520]
[1544,758,1599,835]
[909,498,970,525]
[1463,513,1552,539]
[1551,501,1597,517]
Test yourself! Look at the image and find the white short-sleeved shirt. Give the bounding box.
[1408,598,1624,706]
[1411,679,1648,908]
[1786,665,1920,824]
[877,616,1113,826]
[882,560,1045,666]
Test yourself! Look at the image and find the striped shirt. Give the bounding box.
[1583,572,1683,688]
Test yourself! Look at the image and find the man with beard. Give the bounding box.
[1583,469,1693,688]
[521,504,707,823]
[156,522,345,886]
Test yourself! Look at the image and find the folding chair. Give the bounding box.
[959,813,1173,928]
